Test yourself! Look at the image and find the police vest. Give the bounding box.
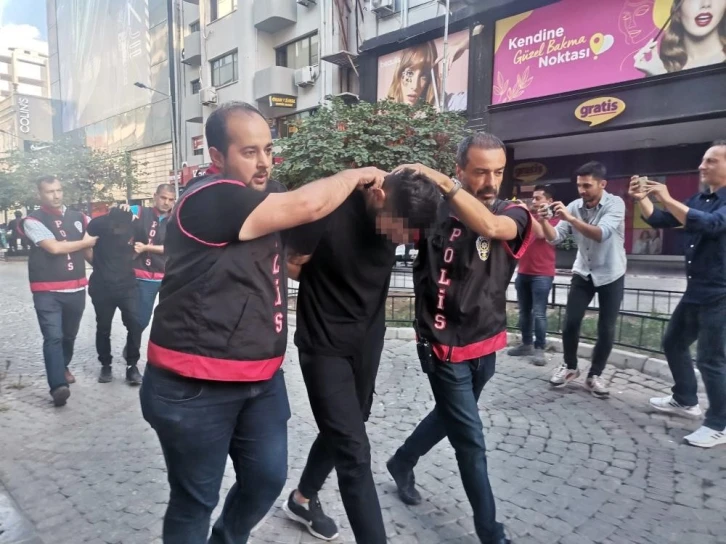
[23,208,88,293]
[133,207,168,280]
[147,176,287,382]
[414,200,533,362]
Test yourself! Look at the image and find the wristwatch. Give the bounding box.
[443,178,462,201]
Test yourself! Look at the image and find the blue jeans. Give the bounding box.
[32,291,86,392]
[137,280,161,332]
[663,299,726,430]
[140,365,290,544]
[394,354,504,544]
[515,274,553,349]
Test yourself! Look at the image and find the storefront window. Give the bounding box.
[275,109,317,139]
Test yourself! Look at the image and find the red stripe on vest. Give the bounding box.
[147,341,284,382]
[30,278,88,293]
[432,330,508,363]
[502,204,535,260]
[134,269,165,280]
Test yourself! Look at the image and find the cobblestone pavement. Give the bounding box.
[1,261,725,544]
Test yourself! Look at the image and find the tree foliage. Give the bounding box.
[0,139,146,211]
[274,98,470,189]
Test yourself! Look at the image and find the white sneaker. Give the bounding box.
[549,362,580,387]
[649,396,703,419]
[684,425,726,449]
[585,375,610,399]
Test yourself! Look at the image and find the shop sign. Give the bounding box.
[269,95,297,109]
[575,97,625,127]
[513,162,547,183]
[192,135,204,151]
[492,0,724,104]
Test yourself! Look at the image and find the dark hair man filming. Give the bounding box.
[282,168,440,542]
[139,101,387,544]
[387,133,533,544]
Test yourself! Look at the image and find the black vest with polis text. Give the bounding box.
[133,207,168,280]
[414,199,532,363]
[23,207,88,293]
[147,176,287,382]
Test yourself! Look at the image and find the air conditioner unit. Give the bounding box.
[297,0,316,5]
[294,66,316,87]
[199,87,218,106]
[370,0,395,16]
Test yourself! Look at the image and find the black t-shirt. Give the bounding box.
[87,209,137,291]
[292,191,397,357]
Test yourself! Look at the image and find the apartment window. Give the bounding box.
[191,79,201,94]
[276,33,319,70]
[189,20,200,33]
[192,136,204,156]
[211,51,238,87]
[210,0,237,22]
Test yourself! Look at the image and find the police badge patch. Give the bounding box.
[475,236,491,261]
[74,221,83,233]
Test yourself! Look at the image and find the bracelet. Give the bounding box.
[443,179,462,201]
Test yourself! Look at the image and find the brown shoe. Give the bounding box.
[64,369,76,384]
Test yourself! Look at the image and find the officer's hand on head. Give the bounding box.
[354,167,388,191]
[392,163,450,190]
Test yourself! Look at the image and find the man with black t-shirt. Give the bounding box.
[87,205,143,385]
[281,169,440,542]
[387,134,533,544]
[139,101,387,544]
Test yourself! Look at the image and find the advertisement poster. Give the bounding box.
[377,29,470,112]
[493,0,726,104]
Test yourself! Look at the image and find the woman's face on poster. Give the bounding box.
[400,63,430,105]
[618,0,654,44]
[680,0,726,38]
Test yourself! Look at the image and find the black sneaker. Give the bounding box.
[126,365,143,386]
[98,365,113,383]
[387,456,422,505]
[282,491,339,541]
[51,385,70,407]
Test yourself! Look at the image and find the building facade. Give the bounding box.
[0,46,50,100]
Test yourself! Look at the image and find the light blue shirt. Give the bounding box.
[551,191,627,287]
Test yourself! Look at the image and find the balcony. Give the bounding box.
[253,66,297,102]
[184,93,203,124]
[253,0,296,33]
[182,0,198,3]
[182,31,201,66]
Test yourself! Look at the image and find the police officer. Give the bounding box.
[387,133,533,544]
[139,101,386,544]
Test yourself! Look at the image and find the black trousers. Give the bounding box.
[90,283,141,366]
[562,274,625,377]
[297,323,386,544]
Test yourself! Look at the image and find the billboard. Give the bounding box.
[377,29,470,112]
[53,0,170,149]
[493,0,726,104]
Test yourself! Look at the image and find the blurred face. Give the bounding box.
[531,189,552,209]
[209,112,273,191]
[375,211,416,244]
[699,145,726,188]
[400,63,429,105]
[618,0,653,44]
[38,179,63,209]
[681,0,726,38]
[577,175,606,207]
[456,147,507,206]
[154,189,176,213]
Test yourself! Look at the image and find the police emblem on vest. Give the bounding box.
[475,236,491,261]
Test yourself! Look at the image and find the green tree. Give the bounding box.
[274,98,470,189]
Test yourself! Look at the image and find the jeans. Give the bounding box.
[562,274,624,377]
[515,274,553,349]
[663,299,726,430]
[297,323,386,544]
[140,364,290,544]
[137,279,161,332]
[394,354,504,544]
[32,291,86,392]
[90,284,141,367]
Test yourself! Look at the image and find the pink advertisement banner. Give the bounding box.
[492,0,726,104]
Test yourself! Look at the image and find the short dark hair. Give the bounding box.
[35,175,58,189]
[533,184,554,200]
[155,183,174,195]
[712,140,726,149]
[456,132,507,169]
[382,169,441,230]
[575,161,607,181]
[205,101,265,156]
[14,210,22,218]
